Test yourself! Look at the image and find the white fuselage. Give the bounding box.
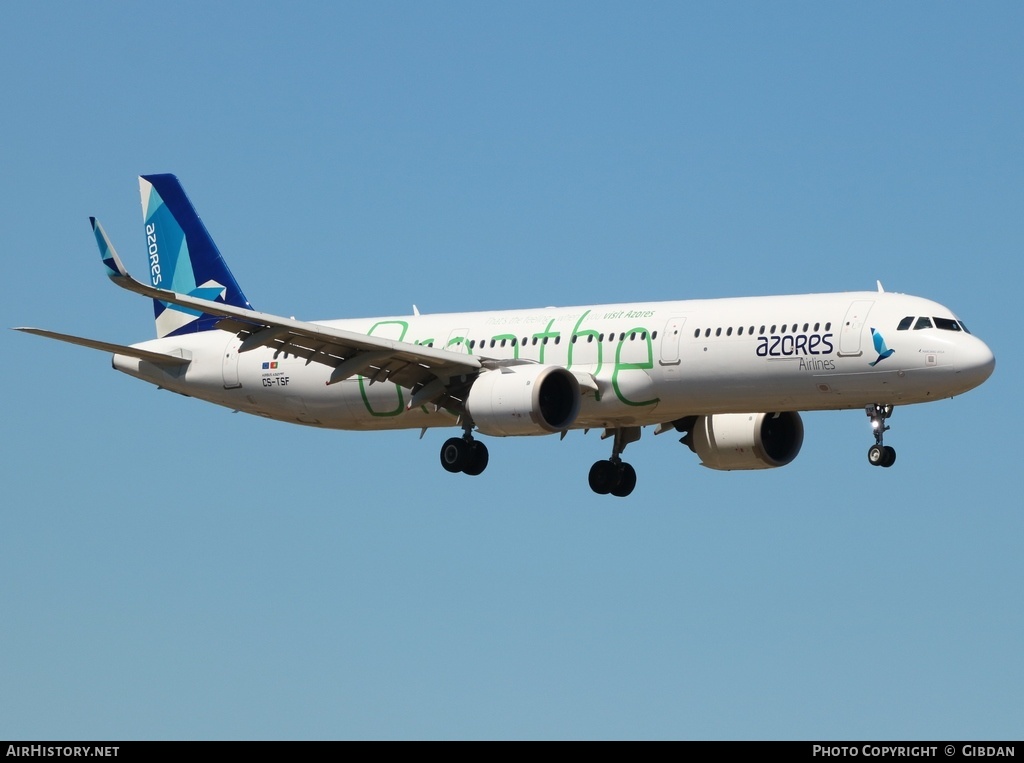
[114,290,995,433]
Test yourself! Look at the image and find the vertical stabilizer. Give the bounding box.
[140,174,252,337]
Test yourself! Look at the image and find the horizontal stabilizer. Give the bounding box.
[13,328,191,367]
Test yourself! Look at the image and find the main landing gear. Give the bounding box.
[440,427,489,476]
[866,404,897,468]
[589,426,641,497]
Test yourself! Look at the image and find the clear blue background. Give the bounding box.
[2,1,1020,740]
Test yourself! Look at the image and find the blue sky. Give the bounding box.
[2,2,1020,740]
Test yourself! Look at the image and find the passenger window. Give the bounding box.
[705,329,711,338]
[694,329,700,338]
[814,322,820,331]
[737,326,744,336]
[726,327,733,336]
[715,328,722,337]
[897,316,914,331]
[914,317,933,330]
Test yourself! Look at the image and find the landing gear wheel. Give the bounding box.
[868,444,885,467]
[588,460,617,495]
[610,462,637,498]
[589,460,637,497]
[868,444,897,468]
[463,441,489,476]
[440,437,469,473]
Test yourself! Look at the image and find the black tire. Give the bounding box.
[588,460,617,495]
[868,444,885,467]
[463,440,489,476]
[881,446,896,468]
[440,437,469,473]
[610,462,637,497]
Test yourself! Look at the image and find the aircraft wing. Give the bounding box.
[91,218,482,398]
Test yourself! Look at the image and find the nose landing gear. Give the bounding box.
[866,404,896,468]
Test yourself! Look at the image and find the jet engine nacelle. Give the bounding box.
[692,411,804,470]
[467,364,581,437]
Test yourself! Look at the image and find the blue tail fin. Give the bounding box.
[139,174,252,338]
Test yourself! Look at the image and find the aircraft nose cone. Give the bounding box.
[958,338,995,387]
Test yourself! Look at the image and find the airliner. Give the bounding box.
[16,175,995,497]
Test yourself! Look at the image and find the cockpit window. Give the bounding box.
[958,321,971,334]
[897,316,914,331]
[933,317,961,332]
[914,317,933,330]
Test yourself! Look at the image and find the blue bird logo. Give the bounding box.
[869,328,895,367]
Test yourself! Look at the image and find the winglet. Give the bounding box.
[90,217,129,280]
